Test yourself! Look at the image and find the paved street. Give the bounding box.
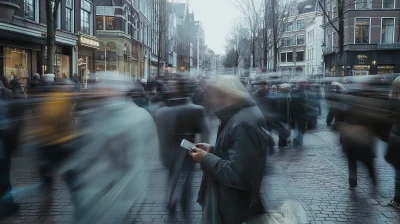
[3,110,400,224]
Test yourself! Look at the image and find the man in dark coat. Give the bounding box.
[189,76,269,224]
[276,83,292,147]
[155,80,209,220]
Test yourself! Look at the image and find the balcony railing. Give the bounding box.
[377,42,400,49]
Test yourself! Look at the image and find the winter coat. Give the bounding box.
[197,99,269,224]
[155,98,208,170]
[252,90,276,122]
[59,97,156,223]
[385,99,400,169]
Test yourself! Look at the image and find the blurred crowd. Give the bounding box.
[0,71,399,223]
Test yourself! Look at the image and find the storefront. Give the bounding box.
[78,35,100,82]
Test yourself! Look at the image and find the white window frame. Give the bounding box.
[380,17,396,43]
[66,0,74,32]
[296,34,305,45]
[355,0,372,10]
[354,17,371,44]
[382,0,395,9]
[296,51,305,62]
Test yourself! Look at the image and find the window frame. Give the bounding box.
[24,0,35,21]
[296,51,305,62]
[105,16,115,30]
[296,34,305,45]
[354,17,371,44]
[80,0,92,35]
[66,0,74,32]
[380,17,395,43]
[382,0,395,9]
[296,19,305,30]
[355,0,372,10]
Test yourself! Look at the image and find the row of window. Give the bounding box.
[21,0,92,35]
[280,51,305,63]
[327,18,395,46]
[286,19,305,32]
[281,35,305,46]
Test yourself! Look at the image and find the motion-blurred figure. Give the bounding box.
[190,76,269,224]
[290,79,308,146]
[192,78,207,106]
[155,80,208,220]
[60,72,156,223]
[0,81,19,218]
[337,84,376,190]
[385,77,400,208]
[252,81,275,131]
[276,83,292,148]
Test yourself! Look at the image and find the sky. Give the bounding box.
[173,0,240,55]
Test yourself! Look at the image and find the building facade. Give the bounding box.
[323,0,400,76]
[305,13,324,77]
[0,0,99,87]
[278,6,321,75]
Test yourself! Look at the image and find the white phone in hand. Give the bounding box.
[180,139,195,151]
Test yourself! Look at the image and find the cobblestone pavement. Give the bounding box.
[3,112,400,224]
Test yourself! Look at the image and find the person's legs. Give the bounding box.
[347,154,357,188]
[326,108,336,125]
[294,121,306,146]
[0,142,19,217]
[394,170,400,202]
[362,152,376,187]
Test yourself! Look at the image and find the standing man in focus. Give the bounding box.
[189,76,269,224]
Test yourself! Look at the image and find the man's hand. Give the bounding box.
[195,143,211,152]
[189,147,207,163]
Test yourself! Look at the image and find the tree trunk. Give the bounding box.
[45,0,57,75]
[271,0,278,72]
[252,35,256,68]
[337,0,344,77]
[263,0,268,68]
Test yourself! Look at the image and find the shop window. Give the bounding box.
[81,0,92,35]
[24,0,35,21]
[383,0,395,8]
[54,54,71,79]
[96,16,104,30]
[381,18,394,43]
[355,18,370,44]
[106,16,115,30]
[66,0,73,32]
[3,48,31,88]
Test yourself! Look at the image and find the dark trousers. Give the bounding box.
[0,135,17,207]
[346,150,376,188]
[166,155,194,219]
[326,108,336,125]
[394,170,400,202]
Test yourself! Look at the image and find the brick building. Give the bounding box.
[323,0,400,76]
[0,0,99,87]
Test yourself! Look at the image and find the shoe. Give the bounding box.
[327,123,332,127]
[388,200,400,209]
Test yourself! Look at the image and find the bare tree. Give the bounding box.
[266,0,298,72]
[45,0,61,74]
[224,21,251,74]
[231,0,264,68]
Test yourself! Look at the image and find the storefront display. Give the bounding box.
[55,54,71,78]
[3,47,31,87]
[377,65,394,74]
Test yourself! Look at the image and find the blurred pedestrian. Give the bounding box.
[252,81,275,132]
[290,79,308,146]
[190,76,270,224]
[276,83,292,148]
[385,77,400,208]
[0,81,19,218]
[192,78,207,106]
[156,79,209,220]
